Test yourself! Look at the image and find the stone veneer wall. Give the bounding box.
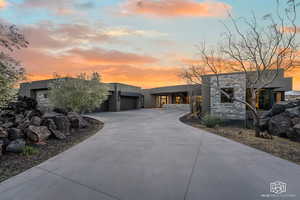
[35,90,52,110]
[210,73,246,120]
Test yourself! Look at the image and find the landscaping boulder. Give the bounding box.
[285,106,300,118]
[17,120,30,130]
[54,115,70,135]
[7,128,23,140]
[0,110,15,120]
[6,139,25,153]
[14,114,24,125]
[43,112,70,135]
[42,119,66,140]
[259,117,271,132]
[286,124,300,141]
[292,118,300,126]
[268,113,293,137]
[42,112,61,119]
[24,109,43,120]
[30,116,42,126]
[53,107,68,116]
[7,96,38,114]
[0,127,8,138]
[1,122,14,129]
[18,96,38,110]
[51,129,66,140]
[26,125,51,143]
[271,103,286,116]
[294,123,300,135]
[285,100,300,108]
[1,138,10,149]
[0,140,3,156]
[68,112,88,129]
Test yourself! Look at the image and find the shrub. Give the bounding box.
[21,146,39,156]
[202,114,223,128]
[49,72,108,113]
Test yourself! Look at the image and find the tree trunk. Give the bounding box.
[250,94,261,137]
[190,95,196,114]
[254,117,261,137]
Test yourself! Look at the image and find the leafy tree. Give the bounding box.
[49,72,108,113]
[0,23,28,107]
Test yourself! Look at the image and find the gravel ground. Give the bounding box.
[0,117,103,183]
[180,114,300,165]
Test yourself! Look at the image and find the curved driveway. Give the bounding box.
[1,108,300,200]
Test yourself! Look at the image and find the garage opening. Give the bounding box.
[120,96,138,111]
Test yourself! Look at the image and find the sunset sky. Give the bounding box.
[1,0,300,89]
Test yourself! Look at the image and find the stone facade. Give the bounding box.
[35,90,52,110]
[210,73,246,120]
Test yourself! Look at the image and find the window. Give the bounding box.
[43,93,48,99]
[159,96,168,105]
[221,88,234,103]
[275,92,284,103]
[175,96,181,104]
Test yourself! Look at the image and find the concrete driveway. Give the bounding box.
[1,108,300,200]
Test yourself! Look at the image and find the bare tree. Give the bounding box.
[183,0,300,137]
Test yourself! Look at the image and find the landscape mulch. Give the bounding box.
[180,114,300,165]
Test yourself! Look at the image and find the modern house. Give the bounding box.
[20,69,292,120]
[20,79,201,111]
[201,69,292,121]
[19,79,142,112]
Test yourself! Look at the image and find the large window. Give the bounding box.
[159,96,168,105]
[221,88,234,103]
[175,96,181,104]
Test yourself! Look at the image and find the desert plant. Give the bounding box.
[202,114,223,128]
[21,146,39,156]
[49,72,108,113]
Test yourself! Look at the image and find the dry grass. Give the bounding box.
[182,114,300,165]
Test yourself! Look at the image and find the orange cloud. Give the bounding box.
[120,0,231,18]
[15,47,182,88]
[280,26,300,33]
[68,48,158,65]
[16,47,300,89]
[0,0,7,8]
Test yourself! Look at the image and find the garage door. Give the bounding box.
[120,96,138,111]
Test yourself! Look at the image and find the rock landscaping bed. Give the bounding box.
[0,96,104,182]
[181,113,300,166]
[259,100,300,140]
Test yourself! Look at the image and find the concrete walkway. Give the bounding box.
[1,108,300,200]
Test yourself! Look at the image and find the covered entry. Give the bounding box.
[155,92,189,107]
